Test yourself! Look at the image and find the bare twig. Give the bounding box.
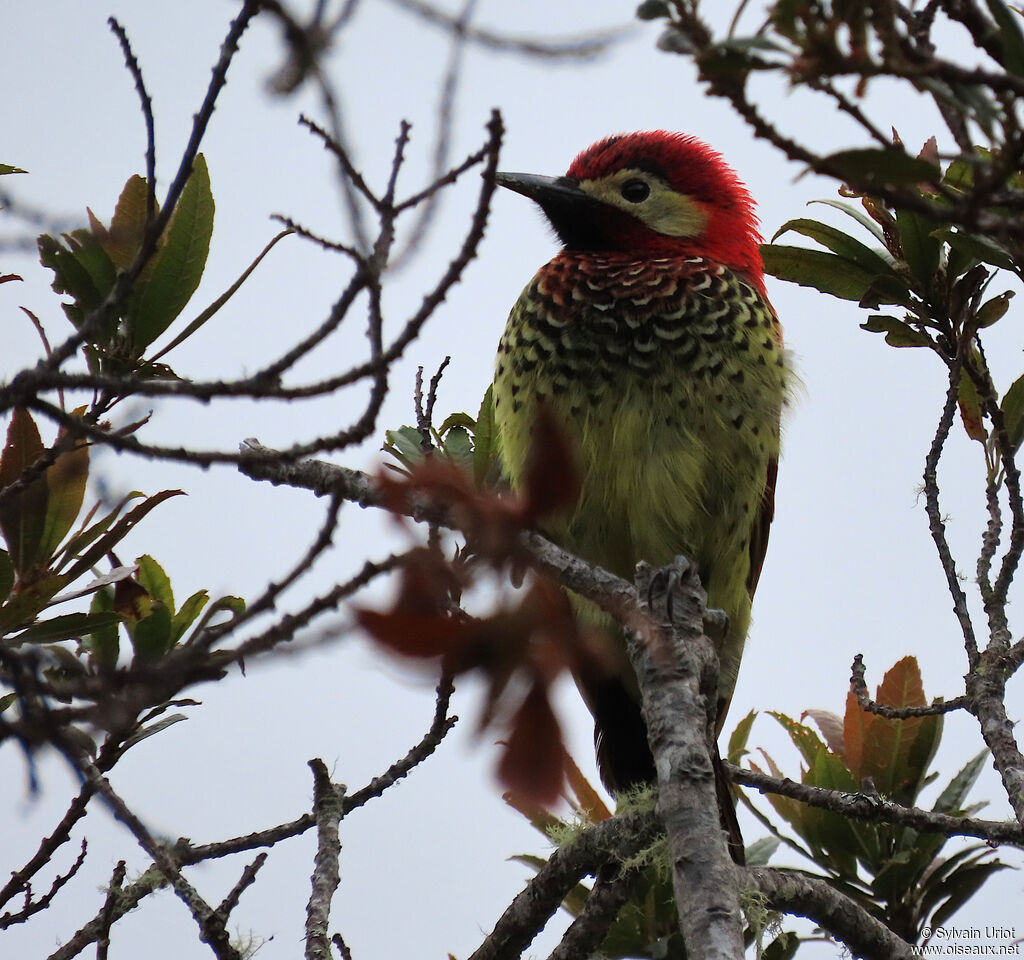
[382,0,625,59]
[545,869,633,960]
[0,838,87,929]
[95,861,126,960]
[849,654,969,718]
[727,762,1024,845]
[107,18,157,222]
[216,853,268,918]
[924,361,980,666]
[466,809,660,960]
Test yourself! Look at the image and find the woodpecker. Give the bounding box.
[492,132,789,848]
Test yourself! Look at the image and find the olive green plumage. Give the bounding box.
[495,252,785,733]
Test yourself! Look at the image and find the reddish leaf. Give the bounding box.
[114,574,148,616]
[958,369,986,444]
[356,609,471,660]
[843,689,871,782]
[876,655,926,709]
[858,657,927,797]
[39,423,90,560]
[520,403,580,523]
[498,682,566,806]
[803,709,846,760]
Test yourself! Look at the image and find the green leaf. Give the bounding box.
[15,611,123,645]
[39,429,90,561]
[985,0,1024,74]
[1001,373,1024,449]
[384,425,426,470]
[442,425,473,470]
[65,229,118,303]
[0,574,69,635]
[976,290,1014,328]
[85,585,120,669]
[188,594,246,638]
[771,218,896,274]
[60,489,185,585]
[0,693,16,713]
[150,229,293,363]
[859,315,932,348]
[895,208,942,286]
[130,602,173,663]
[902,710,943,806]
[37,234,107,334]
[744,836,779,867]
[128,154,214,353]
[55,492,146,571]
[761,245,881,302]
[727,709,757,765]
[473,385,499,487]
[438,412,475,435]
[937,228,1018,272]
[0,164,27,175]
[0,408,49,574]
[918,845,994,916]
[933,750,988,815]
[807,198,887,243]
[824,148,941,189]
[105,174,151,271]
[136,554,174,612]
[171,590,209,644]
[122,713,188,750]
[802,750,859,878]
[769,712,828,770]
[928,859,1010,930]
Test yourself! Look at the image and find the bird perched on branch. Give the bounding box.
[492,131,789,858]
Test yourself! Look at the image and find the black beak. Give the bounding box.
[495,172,588,205]
[495,172,606,250]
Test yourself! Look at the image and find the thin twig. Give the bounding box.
[923,360,980,666]
[107,18,157,222]
[728,763,1024,845]
[95,861,126,960]
[545,870,633,960]
[850,654,968,718]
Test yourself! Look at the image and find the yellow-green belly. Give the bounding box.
[493,253,788,712]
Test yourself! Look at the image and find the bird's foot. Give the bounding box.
[703,608,729,644]
[643,555,694,624]
[641,557,729,641]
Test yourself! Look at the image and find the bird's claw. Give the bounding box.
[703,608,729,643]
[645,556,694,624]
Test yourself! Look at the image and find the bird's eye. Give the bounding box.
[620,179,651,203]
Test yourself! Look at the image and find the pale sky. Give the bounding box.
[2,2,1020,957]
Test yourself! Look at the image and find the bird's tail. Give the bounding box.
[591,676,744,865]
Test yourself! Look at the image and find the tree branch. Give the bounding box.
[629,558,744,959]
[305,760,346,960]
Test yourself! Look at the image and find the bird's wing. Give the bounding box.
[745,454,777,598]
